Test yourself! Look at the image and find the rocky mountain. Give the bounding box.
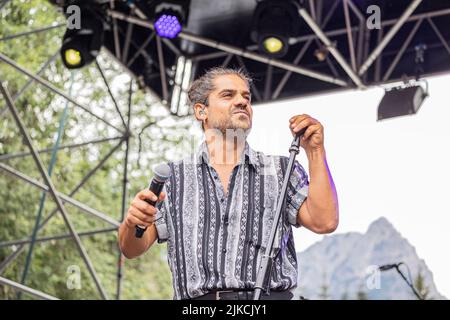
[293,217,445,300]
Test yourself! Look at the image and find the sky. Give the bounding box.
[247,73,450,298]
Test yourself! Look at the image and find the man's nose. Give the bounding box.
[234,95,249,108]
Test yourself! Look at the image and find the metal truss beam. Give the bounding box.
[343,0,357,71]
[95,60,128,129]
[0,23,64,42]
[359,0,423,76]
[0,162,120,227]
[108,10,348,87]
[382,19,423,81]
[0,227,117,249]
[0,52,124,134]
[290,7,450,46]
[299,7,365,88]
[427,18,450,56]
[0,276,59,300]
[0,139,124,276]
[0,136,122,161]
[0,51,59,117]
[116,80,133,300]
[0,82,109,299]
[156,36,169,102]
[272,0,340,99]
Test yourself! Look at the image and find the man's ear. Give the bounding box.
[194,103,207,121]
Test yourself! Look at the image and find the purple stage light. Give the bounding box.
[154,14,182,39]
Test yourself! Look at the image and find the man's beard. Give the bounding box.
[209,114,252,138]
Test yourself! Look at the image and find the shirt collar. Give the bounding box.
[196,141,258,168]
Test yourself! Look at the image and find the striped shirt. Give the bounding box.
[155,142,309,300]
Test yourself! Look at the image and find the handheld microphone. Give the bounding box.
[135,163,171,238]
[292,127,307,147]
[296,127,307,138]
[379,263,399,271]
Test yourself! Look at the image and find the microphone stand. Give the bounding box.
[379,263,423,299]
[394,263,423,300]
[253,129,306,300]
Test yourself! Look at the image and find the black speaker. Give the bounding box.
[377,85,427,121]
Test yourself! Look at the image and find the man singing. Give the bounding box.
[118,67,339,300]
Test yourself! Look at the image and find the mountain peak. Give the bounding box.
[295,217,445,300]
[366,216,398,237]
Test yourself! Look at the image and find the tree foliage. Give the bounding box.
[414,269,431,300]
[0,0,197,300]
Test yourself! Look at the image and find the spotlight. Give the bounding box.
[262,37,284,54]
[64,48,82,66]
[314,46,329,62]
[154,1,189,39]
[314,42,334,62]
[155,11,182,38]
[377,82,428,121]
[251,0,300,58]
[60,8,104,69]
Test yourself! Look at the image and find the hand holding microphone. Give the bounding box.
[289,114,324,152]
[123,163,171,238]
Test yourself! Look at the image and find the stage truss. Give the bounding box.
[0,0,449,299]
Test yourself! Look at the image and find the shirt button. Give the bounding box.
[221,198,225,203]
[222,248,227,253]
[222,273,226,278]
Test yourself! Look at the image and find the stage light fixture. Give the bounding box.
[155,11,182,38]
[154,1,189,39]
[314,45,329,62]
[64,48,82,67]
[60,8,104,69]
[251,0,300,58]
[377,82,428,121]
[262,37,284,54]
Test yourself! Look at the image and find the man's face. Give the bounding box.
[204,74,253,134]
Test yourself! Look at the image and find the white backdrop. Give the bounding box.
[247,73,450,298]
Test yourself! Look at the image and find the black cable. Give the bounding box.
[394,262,423,300]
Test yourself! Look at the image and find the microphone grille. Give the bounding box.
[153,163,171,182]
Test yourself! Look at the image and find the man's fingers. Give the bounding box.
[131,199,157,215]
[127,214,151,228]
[290,115,311,128]
[293,118,316,133]
[289,114,310,123]
[137,189,166,203]
[137,189,158,202]
[129,207,155,224]
[302,124,321,140]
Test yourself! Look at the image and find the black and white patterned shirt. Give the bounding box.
[155,142,309,299]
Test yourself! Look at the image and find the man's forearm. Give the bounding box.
[118,223,156,259]
[304,148,339,231]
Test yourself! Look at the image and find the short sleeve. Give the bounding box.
[285,160,309,227]
[154,187,170,243]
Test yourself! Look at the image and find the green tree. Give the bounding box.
[356,284,368,300]
[318,271,330,300]
[414,269,431,300]
[0,0,195,300]
[340,285,349,300]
